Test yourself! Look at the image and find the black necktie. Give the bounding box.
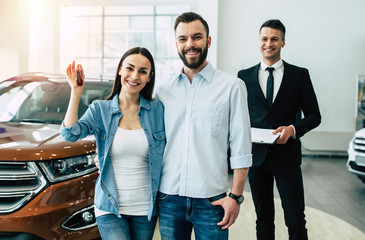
[266,67,274,107]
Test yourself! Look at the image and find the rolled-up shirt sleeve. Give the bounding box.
[229,80,252,169]
[59,104,96,142]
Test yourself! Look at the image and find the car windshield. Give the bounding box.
[0,80,112,124]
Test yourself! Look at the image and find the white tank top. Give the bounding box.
[95,127,151,217]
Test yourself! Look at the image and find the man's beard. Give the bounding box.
[178,43,208,69]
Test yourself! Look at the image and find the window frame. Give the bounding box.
[59,5,190,80]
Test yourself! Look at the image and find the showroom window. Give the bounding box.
[60,5,190,81]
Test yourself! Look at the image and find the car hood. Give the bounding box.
[0,122,95,161]
[355,128,365,138]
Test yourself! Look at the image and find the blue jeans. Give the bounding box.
[157,192,228,240]
[96,214,157,240]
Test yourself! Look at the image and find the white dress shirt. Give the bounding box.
[155,62,252,198]
[259,59,297,136]
[258,59,284,101]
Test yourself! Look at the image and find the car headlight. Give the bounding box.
[39,153,97,183]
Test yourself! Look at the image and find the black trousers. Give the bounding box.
[249,153,308,240]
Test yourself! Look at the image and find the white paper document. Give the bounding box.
[251,127,281,144]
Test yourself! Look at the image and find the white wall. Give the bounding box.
[218,0,365,152]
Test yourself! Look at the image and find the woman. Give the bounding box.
[60,47,165,240]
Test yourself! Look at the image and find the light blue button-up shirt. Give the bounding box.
[155,62,252,198]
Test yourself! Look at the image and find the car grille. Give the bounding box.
[349,161,365,171]
[0,162,47,214]
[353,137,365,152]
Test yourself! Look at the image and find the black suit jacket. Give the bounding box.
[237,61,321,167]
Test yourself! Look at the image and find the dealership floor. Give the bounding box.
[298,155,365,233]
[152,155,365,239]
[239,155,365,240]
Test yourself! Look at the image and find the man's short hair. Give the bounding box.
[174,12,209,37]
[260,19,286,40]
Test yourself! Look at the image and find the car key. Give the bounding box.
[76,69,84,86]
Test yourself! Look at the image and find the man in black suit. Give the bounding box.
[237,19,321,240]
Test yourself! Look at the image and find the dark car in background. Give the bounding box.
[0,73,113,239]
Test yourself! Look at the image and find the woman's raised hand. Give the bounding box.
[63,61,85,127]
[66,61,85,89]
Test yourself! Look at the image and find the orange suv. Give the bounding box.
[0,73,113,239]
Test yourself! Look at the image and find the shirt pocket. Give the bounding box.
[152,130,166,155]
[94,128,107,152]
[95,128,106,141]
[195,103,225,135]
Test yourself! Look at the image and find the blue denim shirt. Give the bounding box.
[60,94,165,220]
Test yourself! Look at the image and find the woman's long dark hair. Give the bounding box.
[106,47,155,101]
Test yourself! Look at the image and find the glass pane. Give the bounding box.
[59,57,74,73]
[61,7,102,16]
[155,58,181,83]
[169,16,178,57]
[0,81,112,122]
[128,32,154,51]
[59,4,195,88]
[156,5,190,14]
[129,16,154,51]
[103,58,121,80]
[104,33,128,57]
[155,31,170,58]
[81,58,103,79]
[60,16,102,58]
[156,16,172,30]
[0,82,38,121]
[156,16,175,58]
[130,16,153,30]
[104,16,129,32]
[104,17,129,58]
[105,6,154,15]
[59,58,102,79]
